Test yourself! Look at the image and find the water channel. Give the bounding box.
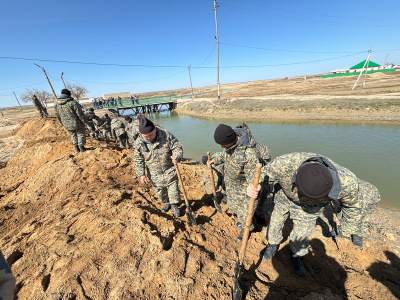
[127,110,400,210]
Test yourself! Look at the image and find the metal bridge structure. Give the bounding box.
[105,94,178,116]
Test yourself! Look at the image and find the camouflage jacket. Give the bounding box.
[92,115,105,129]
[110,119,125,138]
[259,152,379,236]
[134,127,183,186]
[212,129,259,186]
[32,97,44,108]
[84,111,95,126]
[54,95,87,130]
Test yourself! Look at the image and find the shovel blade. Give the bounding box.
[212,194,223,213]
[232,260,243,300]
[185,210,197,226]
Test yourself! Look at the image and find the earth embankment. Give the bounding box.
[0,118,399,299]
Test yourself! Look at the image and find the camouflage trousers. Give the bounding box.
[266,189,326,257]
[99,128,112,143]
[116,133,130,149]
[35,105,48,118]
[86,122,97,138]
[226,179,258,225]
[67,128,86,146]
[343,179,380,236]
[153,180,180,205]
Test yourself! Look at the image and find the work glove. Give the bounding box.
[351,234,363,249]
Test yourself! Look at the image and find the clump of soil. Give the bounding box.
[0,118,399,299]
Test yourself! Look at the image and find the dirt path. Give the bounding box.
[0,118,399,299]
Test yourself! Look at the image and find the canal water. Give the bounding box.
[129,110,400,210]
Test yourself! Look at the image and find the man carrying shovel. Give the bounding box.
[247,152,380,276]
[134,115,183,217]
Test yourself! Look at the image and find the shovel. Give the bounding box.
[175,162,197,226]
[330,202,343,237]
[232,163,262,300]
[207,151,223,213]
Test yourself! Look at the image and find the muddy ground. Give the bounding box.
[0,117,399,300]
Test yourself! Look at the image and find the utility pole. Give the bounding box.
[214,0,220,99]
[12,91,23,110]
[188,66,194,100]
[384,54,388,66]
[61,72,67,88]
[352,47,372,90]
[34,63,58,100]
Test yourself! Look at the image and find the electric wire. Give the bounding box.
[197,44,217,67]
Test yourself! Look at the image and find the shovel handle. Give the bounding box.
[207,151,218,197]
[238,163,262,264]
[175,162,190,208]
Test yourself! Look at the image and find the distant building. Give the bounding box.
[349,60,380,73]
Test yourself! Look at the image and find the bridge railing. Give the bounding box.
[104,94,177,109]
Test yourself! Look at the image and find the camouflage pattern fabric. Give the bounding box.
[84,111,97,138]
[54,95,87,131]
[212,132,259,225]
[67,128,86,146]
[134,127,183,205]
[92,115,111,143]
[267,188,326,257]
[0,250,15,300]
[102,116,113,139]
[32,97,48,118]
[111,119,130,148]
[259,152,380,255]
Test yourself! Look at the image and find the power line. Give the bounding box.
[220,42,362,54]
[197,44,217,67]
[231,0,399,21]
[223,4,396,27]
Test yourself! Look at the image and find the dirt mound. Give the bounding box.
[0,118,399,299]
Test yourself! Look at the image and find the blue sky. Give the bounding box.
[1,0,399,107]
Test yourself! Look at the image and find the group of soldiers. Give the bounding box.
[38,88,381,277]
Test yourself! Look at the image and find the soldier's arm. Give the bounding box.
[244,150,260,186]
[134,143,146,177]
[168,133,183,160]
[211,151,225,165]
[72,102,87,124]
[54,105,62,123]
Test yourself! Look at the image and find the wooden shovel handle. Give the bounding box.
[175,163,190,207]
[207,151,218,197]
[238,163,262,264]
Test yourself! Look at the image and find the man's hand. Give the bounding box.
[171,156,179,164]
[140,175,147,184]
[207,159,214,169]
[247,184,261,198]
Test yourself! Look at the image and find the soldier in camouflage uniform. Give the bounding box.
[247,152,380,276]
[102,114,113,141]
[54,89,89,153]
[32,95,48,119]
[111,118,130,149]
[125,115,163,142]
[207,124,261,243]
[134,115,183,217]
[92,113,110,144]
[84,108,99,140]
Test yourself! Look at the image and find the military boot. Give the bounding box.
[290,252,306,276]
[161,204,171,213]
[74,145,80,153]
[221,194,227,205]
[259,244,279,261]
[79,145,90,152]
[171,204,181,217]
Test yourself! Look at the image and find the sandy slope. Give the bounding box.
[0,118,399,299]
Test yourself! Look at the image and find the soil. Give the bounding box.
[174,71,400,122]
[0,117,400,299]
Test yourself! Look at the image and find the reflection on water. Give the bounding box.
[129,109,400,210]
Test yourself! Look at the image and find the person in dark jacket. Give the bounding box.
[54,89,89,153]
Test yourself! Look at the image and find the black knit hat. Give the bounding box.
[214,124,237,145]
[138,115,155,134]
[201,155,208,165]
[61,89,71,96]
[88,108,94,112]
[296,163,333,199]
[124,115,132,121]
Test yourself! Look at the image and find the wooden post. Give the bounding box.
[214,0,221,99]
[61,72,67,88]
[362,47,373,88]
[188,66,194,100]
[352,47,372,90]
[34,64,58,99]
[12,91,23,110]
